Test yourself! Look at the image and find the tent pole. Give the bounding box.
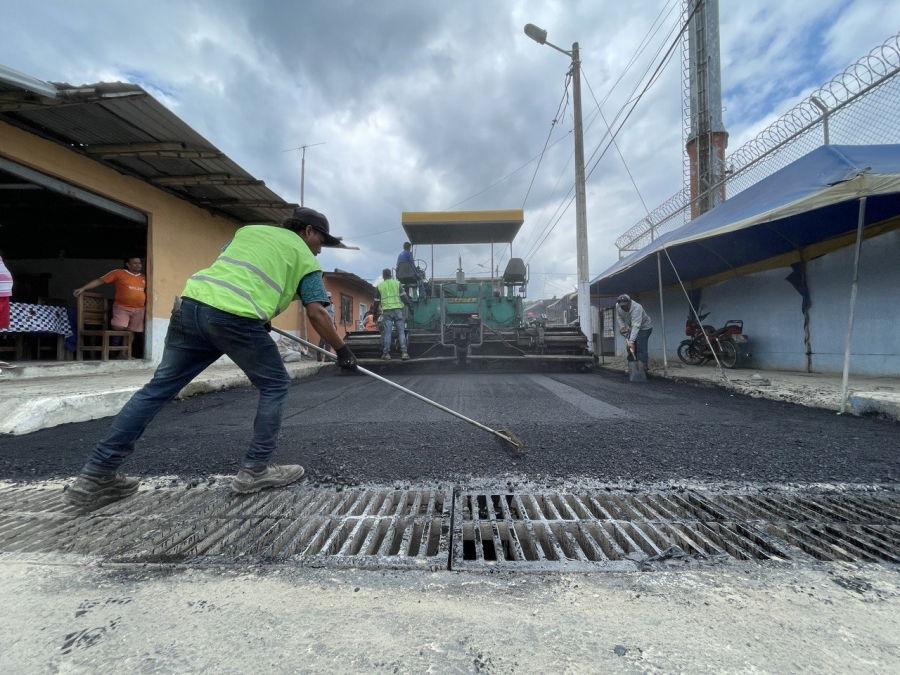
[840,196,867,414]
[657,251,668,377]
[664,249,726,376]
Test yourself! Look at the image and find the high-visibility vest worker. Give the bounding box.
[182,225,320,321]
[376,277,404,311]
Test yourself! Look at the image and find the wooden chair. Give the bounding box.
[76,292,132,361]
[0,333,24,361]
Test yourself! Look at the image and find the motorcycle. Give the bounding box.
[676,305,750,368]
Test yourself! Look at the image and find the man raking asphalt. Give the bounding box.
[65,207,358,510]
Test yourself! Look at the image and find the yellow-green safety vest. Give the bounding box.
[182,225,320,320]
[377,278,403,310]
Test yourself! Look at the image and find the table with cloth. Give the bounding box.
[0,302,75,360]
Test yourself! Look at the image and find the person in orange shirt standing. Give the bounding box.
[74,256,146,355]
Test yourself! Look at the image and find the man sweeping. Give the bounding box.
[66,207,357,509]
[615,294,652,369]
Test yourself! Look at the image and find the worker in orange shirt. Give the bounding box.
[362,308,378,331]
[74,256,146,355]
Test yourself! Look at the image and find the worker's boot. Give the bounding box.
[232,464,305,494]
[66,472,139,510]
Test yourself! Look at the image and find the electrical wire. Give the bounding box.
[583,72,651,216]
[441,134,569,212]
[521,75,571,210]
[522,3,696,266]
[445,1,678,225]
[519,1,682,263]
[583,5,696,183]
[580,9,685,179]
[344,226,404,241]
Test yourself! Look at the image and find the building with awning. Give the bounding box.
[591,145,900,380]
[0,64,305,364]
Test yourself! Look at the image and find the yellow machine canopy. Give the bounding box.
[401,209,524,245]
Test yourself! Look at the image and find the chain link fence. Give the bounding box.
[616,31,900,257]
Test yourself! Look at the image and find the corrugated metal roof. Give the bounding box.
[323,269,376,294]
[0,78,297,224]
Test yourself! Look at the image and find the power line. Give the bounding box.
[441,135,569,211]
[521,77,571,210]
[517,75,580,260]
[344,226,403,241]
[582,72,651,216]
[584,8,691,184]
[518,1,683,264]
[530,272,575,295]
[443,1,679,218]
[581,7,685,178]
[523,3,695,265]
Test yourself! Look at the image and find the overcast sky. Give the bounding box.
[3,0,898,299]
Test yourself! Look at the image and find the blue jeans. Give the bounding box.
[381,308,407,354]
[631,327,652,366]
[82,298,291,476]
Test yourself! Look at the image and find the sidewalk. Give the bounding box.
[0,358,326,435]
[600,355,900,420]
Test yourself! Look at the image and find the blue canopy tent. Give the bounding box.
[592,145,900,407]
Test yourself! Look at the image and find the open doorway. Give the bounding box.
[0,158,148,362]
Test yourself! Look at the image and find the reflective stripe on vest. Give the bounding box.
[181,225,320,320]
[377,278,403,310]
[189,274,269,320]
[218,256,283,295]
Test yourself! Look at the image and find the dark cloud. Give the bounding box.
[1,0,896,289]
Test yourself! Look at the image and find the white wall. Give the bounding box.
[629,229,900,375]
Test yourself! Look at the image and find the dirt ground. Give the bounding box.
[1,555,898,674]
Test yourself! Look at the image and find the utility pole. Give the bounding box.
[524,24,593,354]
[571,41,591,355]
[283,142,326,206]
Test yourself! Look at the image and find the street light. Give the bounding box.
[524,23,592,354]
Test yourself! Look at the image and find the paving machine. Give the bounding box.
[343,210,594,370]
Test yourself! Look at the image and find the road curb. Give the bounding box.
[849,391,900,421]
[0,361,327,436]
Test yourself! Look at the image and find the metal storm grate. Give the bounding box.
[0,485,450,570]
[451,491,900,571]
[1,485,898,571]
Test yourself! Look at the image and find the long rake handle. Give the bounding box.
[271,327,515,445]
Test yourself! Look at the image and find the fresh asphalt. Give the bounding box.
[1,367,897,487]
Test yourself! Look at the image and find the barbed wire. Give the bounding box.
[616,31,900,256]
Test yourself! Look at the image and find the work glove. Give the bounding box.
[263,321,272,332]
[335,345,358,372]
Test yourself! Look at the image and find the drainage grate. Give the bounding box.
[0,485,450,570]
[1,485,898,571]
[451,491,900,571]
